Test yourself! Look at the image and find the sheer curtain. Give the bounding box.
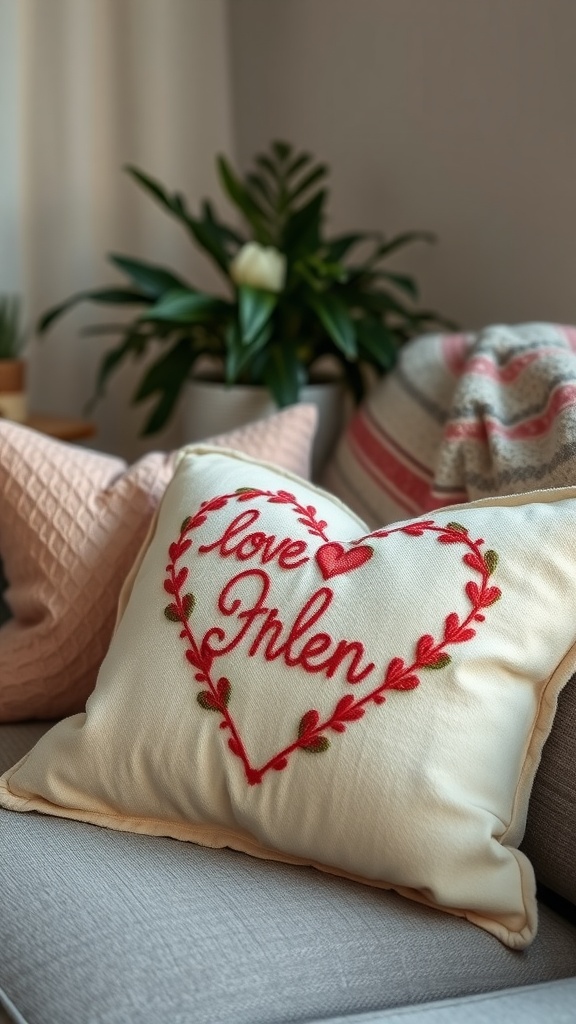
[1,0,235,458]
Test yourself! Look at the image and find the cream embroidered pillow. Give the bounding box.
[2,449,576,950]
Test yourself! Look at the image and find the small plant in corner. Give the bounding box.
[0,295,27,423]
[0,295,25,360]
[38,141,455,435]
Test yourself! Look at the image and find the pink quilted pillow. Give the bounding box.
[0,405,317,722]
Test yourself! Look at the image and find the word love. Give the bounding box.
[199,508,374,581]
[199,508,310,571]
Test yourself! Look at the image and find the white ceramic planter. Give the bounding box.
[180,379,347,477]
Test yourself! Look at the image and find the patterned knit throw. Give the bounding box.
[324,323,576,526]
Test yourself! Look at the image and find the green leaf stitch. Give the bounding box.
[423,654,451,670]
[197,691,220,712]
[484,550,498,575]
[301,736,330,754]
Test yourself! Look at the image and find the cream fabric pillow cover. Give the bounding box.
[2,448,576,950]
[0,407,316,722]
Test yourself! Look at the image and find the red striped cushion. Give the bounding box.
[323,324,576,527]
[323,332,471,527]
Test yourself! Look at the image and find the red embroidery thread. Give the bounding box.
[201,569,375,684]
[164,497,501,786]
[316,542,373,579]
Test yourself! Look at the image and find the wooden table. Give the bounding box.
[25,414,96,442]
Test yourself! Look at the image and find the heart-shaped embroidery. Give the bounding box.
[316,542,373,579]
[163,492,501,786]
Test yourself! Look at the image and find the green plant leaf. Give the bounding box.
[184,213,235,275]
[325,232,375,262]
[308,293,357,359]
[79,323,138,337]
[225,319,273,383]
[356,320,398,371]
[38,288,149,334]
[285,151,312,177]
[143,289,230,324]
[224,321,244,384]
[375,271,419,302]
[272,140,292,163]
[202,200,245,247]
[282,190,326,257]
[0,295,24,357]
[125,165,178,213]
[238,285,277,345]
[217,155,271,242]
[262,344,301,407]
[288,164,329,204]
[350,288,415,320]
[108,254,190,299]
[126,166,235,277]
[255,153,282,180]
[134,336,196,434]
[91,327,150,404]
[246,172,275,208]
[295,254,347,286]
[373,231,436,261]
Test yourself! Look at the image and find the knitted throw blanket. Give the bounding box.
[324,323,576,527]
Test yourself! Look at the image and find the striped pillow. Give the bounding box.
[323,324,576,527]
[322,333,472,527]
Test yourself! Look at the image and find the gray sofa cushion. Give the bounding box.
[306,978,576,1023]
[523,675,576,909]
[0,722,52,774]
[1,722,576,1024]
[1,808,576,1024]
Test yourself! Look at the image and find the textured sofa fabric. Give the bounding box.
[1,725,576,1024]
[306,979,576,1023]
[522,675,576,908]
[3,982,576,1024]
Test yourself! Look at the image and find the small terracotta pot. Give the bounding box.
[0,359,27,422]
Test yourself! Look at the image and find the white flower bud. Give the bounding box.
[229,242,286,293]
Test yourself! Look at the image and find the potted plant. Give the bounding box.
[38,141,453,467]
[0,295,27,423]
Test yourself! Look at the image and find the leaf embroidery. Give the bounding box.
[163,490,502,784]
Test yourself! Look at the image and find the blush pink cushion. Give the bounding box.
[0,405,317,722]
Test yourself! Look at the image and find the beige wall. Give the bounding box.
[4,0,576,455]
[3,0,235,459]
[229,0,576,331]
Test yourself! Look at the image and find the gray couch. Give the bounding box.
[1,681,576,1024]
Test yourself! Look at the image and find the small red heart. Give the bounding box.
[316,542,373,580]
